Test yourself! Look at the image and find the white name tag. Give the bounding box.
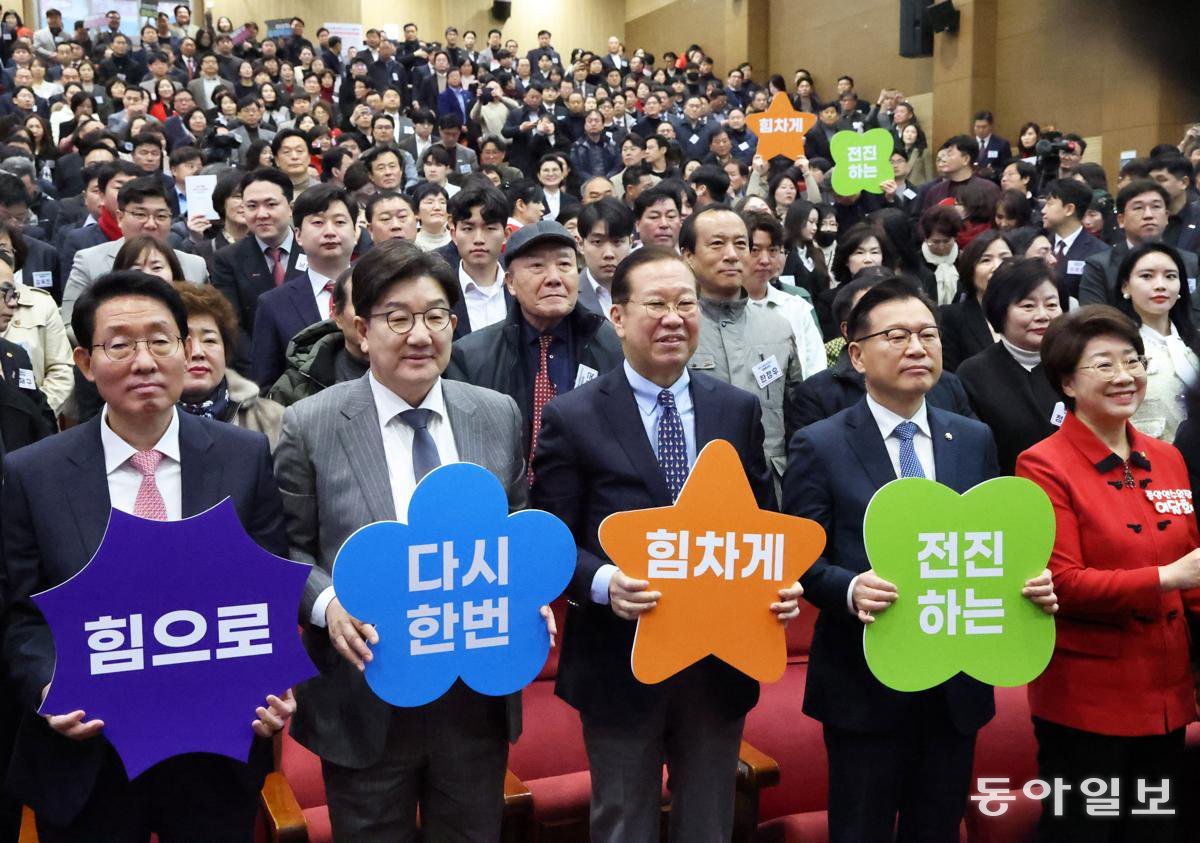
[31,271,52,288]
[1066,260,1085,275]
[458,163,472,174]
[738,141,749,151]
[752,354,783,389]
[689,133,700,144]
[403,125,414,134]
[852,122,863,132]
[1050,401,1066,427]
[903,187,917,200]
[17,368,34,390]
[295,254,308,272]
[574,364,598,387]
[987,149,999,158]
[1190,277,1197,294]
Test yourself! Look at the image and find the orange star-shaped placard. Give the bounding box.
[747,92,816,162]
[599,439,825,684]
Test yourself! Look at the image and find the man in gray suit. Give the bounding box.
[275,240,550,840]
[185,53,234,110]
[61,177,208,336]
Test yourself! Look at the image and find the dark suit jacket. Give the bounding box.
[435,87,475,123]
[212,234,306,354]
[21,234,62,304]
[1053,228,1109,302]
[975,135,1012,170]
[783,398,998,735]
[794,348,975,430]
[0,413,286,825]
[0,337,55,449]
[939,297,994,372]
[251,270,322,390]
[956,341,1060,475]
[531,367,774,724]
[444,304,625,456]
[366,57,406,99]
[803,123,835,163]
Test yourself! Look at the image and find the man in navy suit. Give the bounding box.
[532,246,803,842]
[251,184,356,390]
[1,271,294,840]
[212,168,306,367]
[783,279,1057,842]
[972,110,1012,175]
[1042,178,1110,303]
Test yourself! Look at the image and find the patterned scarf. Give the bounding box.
[178,376,231,420]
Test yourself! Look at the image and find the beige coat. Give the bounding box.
[227,369,285,450]
[3,285,73,412]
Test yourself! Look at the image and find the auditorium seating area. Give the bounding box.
[254,603,1132,843]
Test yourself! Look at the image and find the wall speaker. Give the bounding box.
[899,0,933,58]
[928,1,961,33]
[491,0,512,22]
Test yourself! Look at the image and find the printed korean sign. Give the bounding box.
[863,477,1056,692]
[747,92,816,162]
[35,501,315,779]
[830,128,896,195]
[332,463,574,707]
[599,440,825,684]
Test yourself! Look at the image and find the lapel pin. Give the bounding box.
[944,432,953,440]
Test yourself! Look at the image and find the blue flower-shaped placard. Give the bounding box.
[332,462,575,707]
[34,499,315,780]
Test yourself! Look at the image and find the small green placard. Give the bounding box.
[829,128,895,195]
[863,477,1056,692]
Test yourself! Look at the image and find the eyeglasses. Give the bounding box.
[92,334,181,361]
[1076,356,1149,381]
[853,326,942,348]
[0,284,17,306]
[126,209,172,225]
[630,298,699,319]
[369,306,453,335]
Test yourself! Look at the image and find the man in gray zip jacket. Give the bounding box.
[681,205,804,481]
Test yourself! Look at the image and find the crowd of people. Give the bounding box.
[0,5,1198,841]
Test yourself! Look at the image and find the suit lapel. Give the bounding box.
[286,272,321,327]
[845,399,898,490]
[442,381,489,470]
[65,418,115,559]
[178,413,222,516]
[928,407,962,492]
[690,373,719,448]
[964,298,994,352]
[602,370,672,505]
[337,377,396,523]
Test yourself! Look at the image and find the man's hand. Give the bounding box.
[794,155,810,174]
[608,570,660,620]
[751,155,768,175]
[326,597,378,670]
[186,212,212,242]
[852,570,898,625]
[771,582,804,625]
[540,605,557,647]
[1022,569,1058,614]
[880,179,898,199]
[251,690,296,738]
[41,684,104,739]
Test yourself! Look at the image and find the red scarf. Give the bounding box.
[98,206,122,241]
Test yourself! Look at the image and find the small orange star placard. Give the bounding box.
[599,440,825,684]
[747,93,817,162]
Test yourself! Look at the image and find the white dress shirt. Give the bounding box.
[748,286,827,378]
[1053,224,1083,255]
[584,268,613,320]
[458,263,508,330]
[846,394,935,613]
[101,406,183,521]
[310,375,461,626]
[543,188,562,221]
[308,266,335,317]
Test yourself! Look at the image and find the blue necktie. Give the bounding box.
[894,420,925,479]
[399,408,441,482]
[656,389,688,500]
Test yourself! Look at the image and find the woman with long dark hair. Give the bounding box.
[781,199,830,298]
[1114,242,1200,441]
[940,229,1013,371]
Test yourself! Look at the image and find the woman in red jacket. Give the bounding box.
[1016,304,1200,843]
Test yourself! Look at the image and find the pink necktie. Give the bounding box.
[323,280,334,316]
[268,246,285,286]
[130,449,167,521]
